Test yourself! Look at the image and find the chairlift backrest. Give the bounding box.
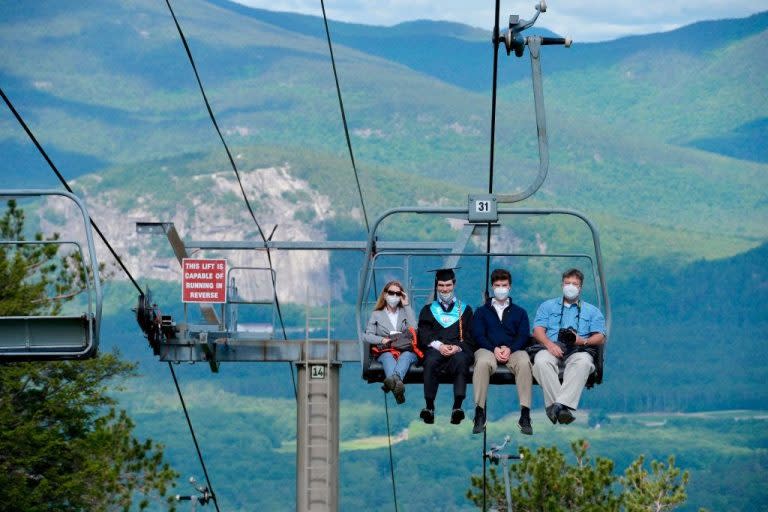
[0,190,102,360]
[355,204,611,386]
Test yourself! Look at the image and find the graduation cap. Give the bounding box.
[429,266,460,282]
[428,267,461,284]
[428,267,460,297]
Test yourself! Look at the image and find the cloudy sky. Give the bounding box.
[232,0,768,42]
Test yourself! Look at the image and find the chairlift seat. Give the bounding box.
[0,315,97,360]
[0,190,102,361]
[362,337,603,388]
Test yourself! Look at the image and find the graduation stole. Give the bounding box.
[430,300,464,341]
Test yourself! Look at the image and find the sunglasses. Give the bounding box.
[386,290,402,296]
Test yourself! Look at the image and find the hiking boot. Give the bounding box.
[382,375,396,393]
[557,405,575,425]
[420,408,435,424]
[472,406,486,434]
[518,414,533,435]
[450,408,465,425]
[392,376,406,404]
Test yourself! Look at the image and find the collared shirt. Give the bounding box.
[533,297,606,341]
[385,309,400,333]
[491,298,510,321]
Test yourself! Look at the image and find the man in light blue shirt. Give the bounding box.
[532,268,606,425]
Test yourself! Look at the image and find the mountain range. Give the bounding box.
[1,1,767,509]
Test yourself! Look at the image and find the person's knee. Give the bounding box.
[534,351,557,367]
[570,353,595,372]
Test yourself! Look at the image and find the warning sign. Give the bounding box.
[182,258,227,303]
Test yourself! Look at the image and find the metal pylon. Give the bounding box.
[298,295,337,511]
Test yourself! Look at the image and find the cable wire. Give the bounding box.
[1,85,221,511]
[320,0,370,232]
[315,5,400,510]
[1,86,144,296]
[169,362,222,512]
[383,392,399,512]
[162,0,297,401]
[485,0,503,298]
[482,427,488,511]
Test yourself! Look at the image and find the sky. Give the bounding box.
[231,0,768,42]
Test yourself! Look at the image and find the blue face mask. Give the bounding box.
[438,291,454,303]
[493,287,510,301]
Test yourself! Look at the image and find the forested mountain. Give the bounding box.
[1,1,766,510]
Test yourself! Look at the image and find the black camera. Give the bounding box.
[557,328,577,345]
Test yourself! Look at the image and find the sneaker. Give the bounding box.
[472,407,486,434]
[392,376,406,405]
[518,414,533,435]
[420,408,435,424]
[545,404,559,424]
[450,408,465,425]
[382,375,396,393]
[557,405,575,425]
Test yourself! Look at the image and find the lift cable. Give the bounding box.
[484,0,502,299]
[1,86,143,296]
[320,0,370,232]
[383,392,400,512]
[318,3,400,508]
[483,1,503,510]
[169,363,222,512]
[163,0,297,401]
[0,86,222,512]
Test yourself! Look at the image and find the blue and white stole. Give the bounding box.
[430,300,462,328]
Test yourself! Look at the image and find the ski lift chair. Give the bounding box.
[357,206,610,388]
[0,190,102,360]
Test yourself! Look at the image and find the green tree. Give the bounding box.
[0,200,179,510]
[621,456,690,512]
[466,440,690,511]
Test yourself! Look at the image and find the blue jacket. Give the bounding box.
[471,299,530,352]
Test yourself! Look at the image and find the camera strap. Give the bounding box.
[558,300,581,332]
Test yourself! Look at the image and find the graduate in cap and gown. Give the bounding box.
[417,268,475,425]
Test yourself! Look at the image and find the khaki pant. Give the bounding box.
[532,350,595,410]
[473,348,532,409]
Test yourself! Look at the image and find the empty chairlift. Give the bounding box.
[0,190,102,360]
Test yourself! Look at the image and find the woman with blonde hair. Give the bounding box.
[363,280,421,404]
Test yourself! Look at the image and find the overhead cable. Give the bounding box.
[1,85,221,512]
[1,86,144,296]
[320,0,370,232]
[163,0,297,400]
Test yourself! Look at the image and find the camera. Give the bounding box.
[557,328,577,345]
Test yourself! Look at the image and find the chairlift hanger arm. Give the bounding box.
[488,2,572,205]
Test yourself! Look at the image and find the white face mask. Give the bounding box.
[438,291,454,303]
[385,295,400,308]
[493,287,510,301]
[562,283,580,301]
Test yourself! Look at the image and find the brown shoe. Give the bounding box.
[392,376,406,404]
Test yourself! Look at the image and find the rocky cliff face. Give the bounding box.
[40,165,338,304]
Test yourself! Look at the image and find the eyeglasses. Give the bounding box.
[386,290,402,296]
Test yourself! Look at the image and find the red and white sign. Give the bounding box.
[182,258,227,303]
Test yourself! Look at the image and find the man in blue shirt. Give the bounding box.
[470,268,533,435]
[532,268,606,425]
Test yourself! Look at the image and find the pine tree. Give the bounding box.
[0,200,178,511]
[467,439,690,511]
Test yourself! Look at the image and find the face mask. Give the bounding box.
[438,291,454,303]
[493,287,510,301]
[385,295,400,308]
[563,283,580,301]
